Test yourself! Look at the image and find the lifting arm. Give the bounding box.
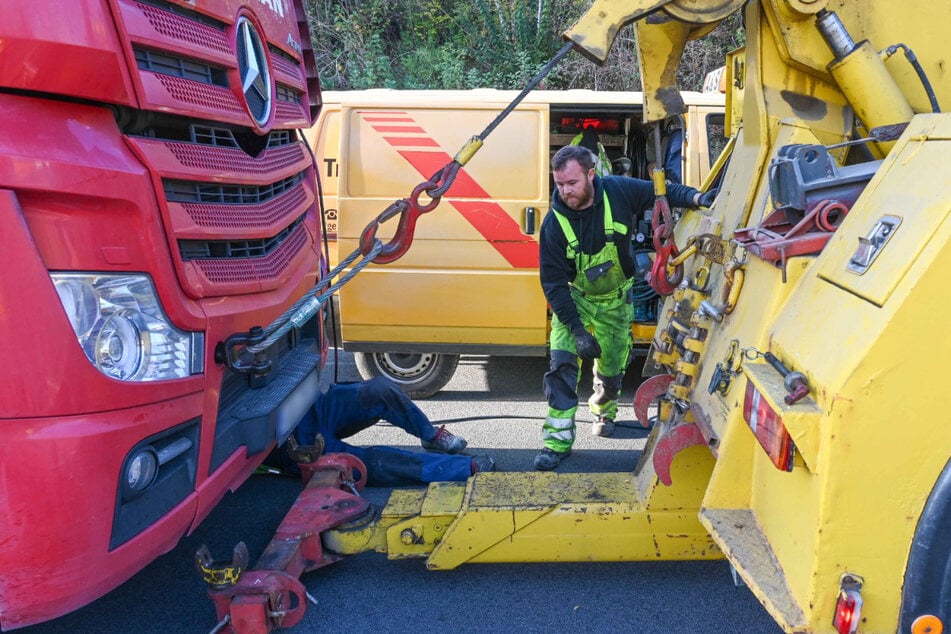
[563,0,744,121]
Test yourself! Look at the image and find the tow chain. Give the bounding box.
[649,197,683,295]
[647,123,683,296]
[222,42,576,374]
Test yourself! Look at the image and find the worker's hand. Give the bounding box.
[572,328,602,361]
[697,188,719,208]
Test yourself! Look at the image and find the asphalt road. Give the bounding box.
[22,351,780,634]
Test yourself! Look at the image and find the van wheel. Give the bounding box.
[354,352,459,399]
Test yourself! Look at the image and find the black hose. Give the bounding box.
[884,43,941,113]
[477,41,575,140]
[299,128,341,384]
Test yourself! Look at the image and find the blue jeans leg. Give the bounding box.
[342,444,472,486]
[294,378,468,485]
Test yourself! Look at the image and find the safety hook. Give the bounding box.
[356,180,436,265]
[649,230,684,296]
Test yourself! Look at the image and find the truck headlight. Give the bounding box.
[51,273,204,381]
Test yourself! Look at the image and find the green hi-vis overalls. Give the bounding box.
[542,193,634,453]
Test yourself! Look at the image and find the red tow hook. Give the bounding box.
[647,183,683,296]
[649,233,684,296]
[653,422,707,486]
[633,374,674,427]
[358,162,460,265]
[198,453,371,634]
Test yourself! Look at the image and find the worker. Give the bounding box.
[534,144,717,471]
[291,377,496,485]
[662,115,685,185]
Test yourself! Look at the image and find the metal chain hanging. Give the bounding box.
[223,42,577,373]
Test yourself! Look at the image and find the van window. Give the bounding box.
[706,112,727,167]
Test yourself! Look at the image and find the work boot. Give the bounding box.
[421,425,467,454]
[470,455,496,474]
[534,448,570,471]
[591,416,615,437]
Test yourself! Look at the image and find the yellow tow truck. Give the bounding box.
[204,2,950,633]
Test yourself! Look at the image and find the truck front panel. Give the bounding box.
[0,0,324,628]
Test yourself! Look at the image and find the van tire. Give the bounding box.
[354,352,459,399]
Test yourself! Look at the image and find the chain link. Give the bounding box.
[742,346,765,361]
[242,240,384,356]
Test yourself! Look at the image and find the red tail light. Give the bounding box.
[833,588,863,634]
[742,381,795,471]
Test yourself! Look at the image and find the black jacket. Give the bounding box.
[539,175,700,331]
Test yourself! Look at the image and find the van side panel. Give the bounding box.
[338,103,549,350]
[307,106,341,264]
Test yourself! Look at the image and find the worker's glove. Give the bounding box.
[697,188,719,208]
[571,324,602,361]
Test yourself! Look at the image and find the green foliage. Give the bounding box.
[303,0,745,92]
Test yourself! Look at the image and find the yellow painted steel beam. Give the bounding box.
[324,443,721,568]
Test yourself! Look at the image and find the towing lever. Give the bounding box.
[763,352,810,404]
[199,453,371,634]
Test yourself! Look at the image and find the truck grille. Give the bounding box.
[116,0,318,297]
[134,47,228,86]
[121,0,311,127]
[179,186,307,230]
[180,216,305,260]
[165,173,304,205]
[190,223,308,286]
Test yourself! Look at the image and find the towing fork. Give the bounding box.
[197,453,371,634]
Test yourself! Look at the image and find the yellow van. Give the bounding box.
[309,89,725,397]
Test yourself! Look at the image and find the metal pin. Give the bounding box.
[209,614,231,634]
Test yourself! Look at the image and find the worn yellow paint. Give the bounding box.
[562,0,670,64]
[639,2,951,630]
[323,442,720,567]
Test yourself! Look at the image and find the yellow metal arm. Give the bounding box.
[563,0,744,121]
[322,446,720,568]
[562,0,670,64]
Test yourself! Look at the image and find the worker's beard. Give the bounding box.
[563,180,594,211]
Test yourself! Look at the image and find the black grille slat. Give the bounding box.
[135,47,228,86]
[190,126,240,148]
[267,130,292,148]
[276,84,302,104]
[165,173,304,205]
[179,215,305,260]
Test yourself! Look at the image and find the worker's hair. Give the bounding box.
[551,145,596,172]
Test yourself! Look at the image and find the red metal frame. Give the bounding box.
[204,454,371,634]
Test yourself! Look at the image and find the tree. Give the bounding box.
[303,1,744,92]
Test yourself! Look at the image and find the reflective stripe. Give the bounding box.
[543,415,575,442]
[544,415,574,430]
[553,192,614,252]
[542,415,576,452]
[545,429,575,442]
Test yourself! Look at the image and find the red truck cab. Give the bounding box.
[0,0,324,628]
